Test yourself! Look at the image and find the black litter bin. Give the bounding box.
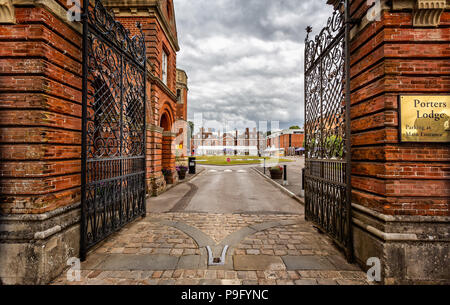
[188,157,196,174]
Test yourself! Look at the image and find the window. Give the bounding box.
[162,50,168,85]
[177,89,183,103]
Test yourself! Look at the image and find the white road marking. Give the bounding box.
[224,170,233,172]
[237,170,247,173]
[209,170,218,173]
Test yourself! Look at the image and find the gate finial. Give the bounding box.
[306,26,312,40]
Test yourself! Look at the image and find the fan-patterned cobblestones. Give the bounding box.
[52,213,370,285]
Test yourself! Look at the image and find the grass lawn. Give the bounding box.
[191,155,293,166]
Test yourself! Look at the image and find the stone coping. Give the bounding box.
[162,131,177,137]
[352,203,450,224]
[0,202,81,221]
[0,202,81,241]
[352,203,449,242]
[147,125,164,133]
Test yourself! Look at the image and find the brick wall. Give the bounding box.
[349,1,450,216]
[279,134,304,150]
[0,7,82,214]
[268,133,304,150]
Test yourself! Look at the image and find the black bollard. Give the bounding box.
[188,157,196,174]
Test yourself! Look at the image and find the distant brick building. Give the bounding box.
[266,129,304,156]
[191,128,266,156]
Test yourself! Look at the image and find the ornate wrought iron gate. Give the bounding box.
[304,1,353,259]
[81,0,147,260]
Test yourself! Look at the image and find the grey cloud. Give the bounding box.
[174,0,333,130]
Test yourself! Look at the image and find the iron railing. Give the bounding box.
[304,0,353,260]
[81,0,147,260]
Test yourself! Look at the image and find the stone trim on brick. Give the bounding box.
[351,0,449,39]
[12,0,82,33]
[414,0,447,26]
[163,131,177,137]
[148,125,164,133]
[0,201,81,284]
[104,0,180,51]
[0,0,15,23]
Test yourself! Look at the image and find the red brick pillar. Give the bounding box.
[162,131,178,184]
[144,69,165,196]
[148,125,166,195]
[0,2,82,284]
[348,0,449,284]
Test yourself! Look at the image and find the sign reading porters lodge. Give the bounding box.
[400,95,450,142]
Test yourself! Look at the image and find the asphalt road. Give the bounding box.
[147,165,304,214]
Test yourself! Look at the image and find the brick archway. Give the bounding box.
[160,112,171,131]
[159,102,175,130]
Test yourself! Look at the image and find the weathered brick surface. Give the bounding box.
[0,7,82,214]
[349,7,450,216]
[0,1,184,214]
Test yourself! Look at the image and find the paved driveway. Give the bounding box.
[148,165,303,214]
[52,164,368,285]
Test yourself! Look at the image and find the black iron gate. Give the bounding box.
[81,0,147,260]
[304,1,353,259]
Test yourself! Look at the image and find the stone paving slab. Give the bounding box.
[282,256,337,271]
[234,255,286,271]
[96,254,179,271]
[178,255,205,269]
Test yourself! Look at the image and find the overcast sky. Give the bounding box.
[174,0,333,132]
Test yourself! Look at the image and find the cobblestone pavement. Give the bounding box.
[52,212,370,285]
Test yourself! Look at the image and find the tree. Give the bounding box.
[289,125,301,129]
[325,135,343,158]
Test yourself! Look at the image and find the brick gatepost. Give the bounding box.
[162,131,178,184]
[0,0,183,284]
[344,0,449,284]
[0,0,83,284]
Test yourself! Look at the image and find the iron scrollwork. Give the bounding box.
[304,0,352,258]
[81,0,147,259]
